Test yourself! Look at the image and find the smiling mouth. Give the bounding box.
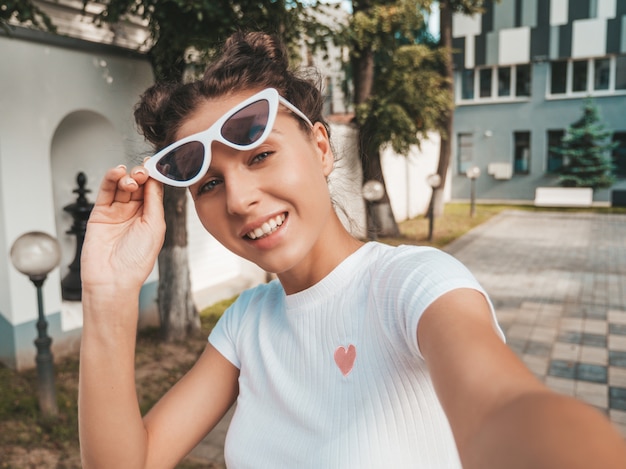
[245,213,286,240]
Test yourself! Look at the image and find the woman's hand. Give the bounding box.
[81,164,165,294]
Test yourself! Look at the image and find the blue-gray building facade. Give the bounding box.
[450,0,626,203]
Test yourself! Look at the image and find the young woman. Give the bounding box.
[78,32,626,468]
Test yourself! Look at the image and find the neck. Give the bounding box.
[277,213,364,295]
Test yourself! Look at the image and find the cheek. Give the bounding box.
[276,151,330,197]
[194,202,227,241]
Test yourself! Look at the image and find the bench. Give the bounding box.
[533,187,593,207]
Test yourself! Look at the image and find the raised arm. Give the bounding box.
[78,166,239,468]
[418,288,626,469]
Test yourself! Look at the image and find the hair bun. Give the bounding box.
[134,82,179,148]
[226,31,287,64]
[204,31,290,83]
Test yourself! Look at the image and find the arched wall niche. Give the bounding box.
[50,110,124,285]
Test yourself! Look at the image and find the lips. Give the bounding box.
[245,213,286,240]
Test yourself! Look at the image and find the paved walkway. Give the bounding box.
[186,209,626,466]
[446,210,626,436]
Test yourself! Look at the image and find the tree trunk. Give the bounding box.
[157,185,200,341]
[359,122,400,238]
[150,44,200,342]
[351,43,400,238]
[431,0,455,217]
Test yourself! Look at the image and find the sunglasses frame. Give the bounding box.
[144,88,313,187]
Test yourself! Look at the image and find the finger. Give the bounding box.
[130,165,149,185]
[94,165,128,206]
[129,166,149,202]
[142,177,165,223]
[114,176,139,203]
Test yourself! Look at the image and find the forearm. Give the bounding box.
[460,391,626,469]
[78,288,148,469]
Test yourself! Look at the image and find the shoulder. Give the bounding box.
[224,279,284,318]
[368,242,476,285]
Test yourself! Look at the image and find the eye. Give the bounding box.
[251,151,274,165]
[196,178,222,196]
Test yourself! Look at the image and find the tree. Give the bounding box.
[347,0,450,237]
[552,98,617,190]
[429,0,494,218]
[0,0,55,32]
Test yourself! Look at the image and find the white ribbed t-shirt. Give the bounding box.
[209,242,503,468]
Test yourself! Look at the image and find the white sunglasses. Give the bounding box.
[144,88,313,187]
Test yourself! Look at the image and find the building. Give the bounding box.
[0,1,267,370]
[450,0,626,204]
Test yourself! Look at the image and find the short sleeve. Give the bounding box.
[373,246,504,359]
[208,292,252,370]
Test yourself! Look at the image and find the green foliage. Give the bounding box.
[552,98,617,190]
[349,0,431,52]
[85,0,323,81]
[0,0,56,32]
[345,1,493,158]
[347,0,450,154]
[357,43,450,152]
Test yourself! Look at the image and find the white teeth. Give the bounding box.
[246,214,285,240]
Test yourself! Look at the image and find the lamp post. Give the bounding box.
[426,174,442,242]
[10,231,62,417]
[465,166,481,218]
[362,180,386,240]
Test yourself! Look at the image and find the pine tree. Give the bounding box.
[554,98,617,190]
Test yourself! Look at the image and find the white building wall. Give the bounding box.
[0,36,154,328]
[381,133,446,222]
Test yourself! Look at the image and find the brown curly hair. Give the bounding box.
[133,31,329,151]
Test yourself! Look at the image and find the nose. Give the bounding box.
[224,168,259,216]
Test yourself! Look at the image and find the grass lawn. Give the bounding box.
[1,203,624,467]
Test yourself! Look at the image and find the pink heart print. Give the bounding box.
[334,344,356,376]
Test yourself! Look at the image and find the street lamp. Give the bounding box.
[426,174,442,242]
[465,166,481,217]
[10,231,62,417]
[362,180,386,240]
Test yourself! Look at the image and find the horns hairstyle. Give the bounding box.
[134,31,329,151]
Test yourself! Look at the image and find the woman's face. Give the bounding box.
[183,90,336,278]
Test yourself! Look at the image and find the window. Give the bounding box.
[479,69,492,98]
[458,64,531,102]
[551,61,567,94]
[572,60,588,92]
[594,58,610,91]
[498,67,511,97]
[516,64,531,97]
[616,56,626,90]
[457,133,474,174]
[514,131,531,174]
[546,130,565,173]
[550,55,626,95]
[461,69,475,100]
[613,132,626,178]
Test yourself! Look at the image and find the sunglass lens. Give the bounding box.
[221,99,270,145]
[155,141,205,182]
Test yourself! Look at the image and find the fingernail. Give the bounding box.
[131,168,146,176]
[117,164,127,170]
[126,177,138,186]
